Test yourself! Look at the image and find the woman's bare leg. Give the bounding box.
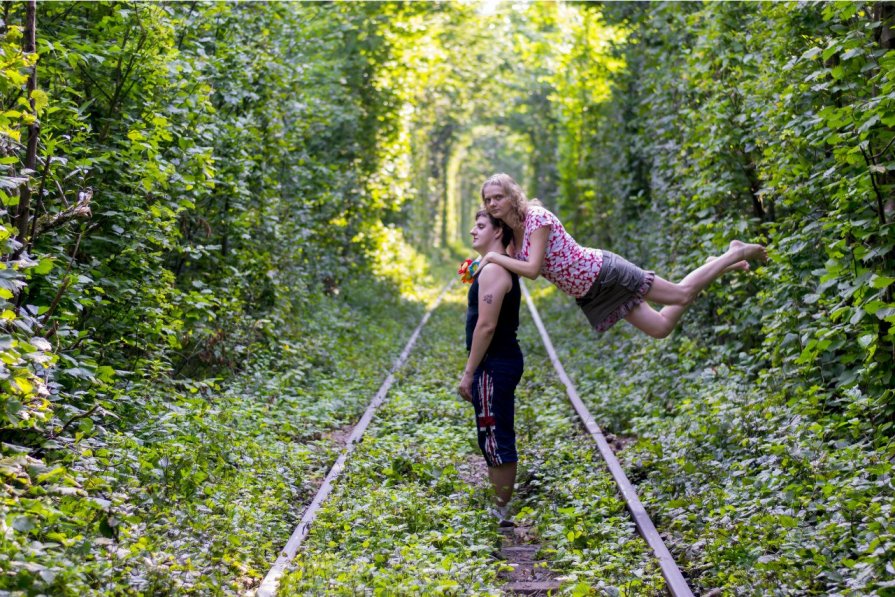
[707,255,749,273]
[642,240,765,306]
[624,240,766,338]
[625,298,687,339]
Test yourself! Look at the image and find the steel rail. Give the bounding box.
[255,280,455,597]
[521,281,694,597]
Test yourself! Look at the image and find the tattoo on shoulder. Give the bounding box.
[483,294,493,304]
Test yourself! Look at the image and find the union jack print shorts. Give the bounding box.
[472,356,523,467]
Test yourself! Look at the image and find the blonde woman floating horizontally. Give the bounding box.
[476,173,767,338]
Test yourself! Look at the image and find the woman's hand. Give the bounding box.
[473,252,501,277]
[473,254,491,275]
[458,371,473,402]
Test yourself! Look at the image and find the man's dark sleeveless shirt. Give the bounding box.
[466,266,522,359]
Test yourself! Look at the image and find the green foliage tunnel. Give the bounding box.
[1,1,893,594]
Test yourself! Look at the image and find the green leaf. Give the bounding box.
[12,377,32,394]
[870,275,895,289]
[801,47,822,61]
[32,258,54,275]
[857,333,875,348]
[12,516,35,532]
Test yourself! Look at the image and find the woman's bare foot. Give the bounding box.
[729,239,767,263]
[707,255,749,272]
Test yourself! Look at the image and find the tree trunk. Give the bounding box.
[15,0,38,246]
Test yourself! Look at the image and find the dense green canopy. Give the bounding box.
[1,1,893,593]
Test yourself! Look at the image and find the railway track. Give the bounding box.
[256,279,694,596]
[520,282,693,597]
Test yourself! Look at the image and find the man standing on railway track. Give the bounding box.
[458,209,523,527]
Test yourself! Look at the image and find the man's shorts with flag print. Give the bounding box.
[472,356,523,467]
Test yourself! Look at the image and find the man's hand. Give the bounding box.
[458,371,473,402]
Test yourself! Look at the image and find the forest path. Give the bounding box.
[496,513,562,595]
[266,281,667,595]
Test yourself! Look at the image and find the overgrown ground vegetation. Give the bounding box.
[1,0,894,594]
[532,280,895,594]
[2,273,450,593]
[280,285,664,596]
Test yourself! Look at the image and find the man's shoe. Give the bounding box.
[490,505,515,527]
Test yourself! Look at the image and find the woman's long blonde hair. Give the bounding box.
[480,173,541,228]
